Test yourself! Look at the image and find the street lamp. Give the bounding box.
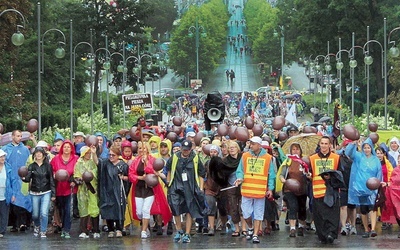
[0,8,27,46]
[71,41,94,134]
[324,53,336,116]
[303,55,313,94]
[386,18,400,129]
[37,2,66,139]
[96,43,112,135]
[188,17,206,80]
[314,55,326,112]
[274,25,284,83]
[132,54,153,93]
[348,32,364,124]
[363,26,385,132]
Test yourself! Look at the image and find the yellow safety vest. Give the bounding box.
[309,153,339,198]
[241,152,272,199]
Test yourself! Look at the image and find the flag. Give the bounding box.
[285,102,297,125]
[279,76,283,90]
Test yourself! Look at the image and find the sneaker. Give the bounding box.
[34,226,40,237]
[0,234,3,238]
[93,233,101,239]
[141,231,148,239]
[102,225,109,232]
[182,233,191,243]
[196,225,204,234]
[208,228,215,236]
[350,226,357,235]
[362,231,370,238]
[327,234,334,244]
[108,232,115,238]
[19,225,26,232]
[202,227,209,235]
[340,226,348,236]
[173,231,183,242]
[297,227,304,236]
[370,230,377,237]
[252,235,260,243]
[246,228,254,240]
[79,232,89,239]
[10,227,18,232]
[64,232,71,239]
[381,222,388,230]
[40,232,47,238]
[116,230,123,238]
[167,222,174,235]
[60,231,65,238]
[356,217,362,224]
[289,229,296,237]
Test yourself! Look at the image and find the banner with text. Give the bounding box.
[122,93,153,112]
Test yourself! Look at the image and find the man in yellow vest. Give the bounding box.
[309,136,341,244]
[234,136,276,244]
[166,140,205,243]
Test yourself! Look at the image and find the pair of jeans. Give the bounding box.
[56,195,72,232]
[0,200,9,234]
[31,192,51,233]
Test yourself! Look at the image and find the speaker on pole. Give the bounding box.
[204,91,225,131]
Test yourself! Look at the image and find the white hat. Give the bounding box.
[0,149,6,157]
[186,131,196,137]
[36,140,48,148]
[261,140,270,147]
[249,136,262,145]
[73,131,86,138]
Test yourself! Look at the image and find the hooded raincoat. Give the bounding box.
[346,138,382,205]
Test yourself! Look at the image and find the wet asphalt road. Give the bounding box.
[1,218,399,249]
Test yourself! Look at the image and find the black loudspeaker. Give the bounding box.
[204,91,225,131]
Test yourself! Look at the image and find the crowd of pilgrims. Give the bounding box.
[0,120,400,244]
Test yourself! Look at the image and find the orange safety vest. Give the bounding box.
[241,152,272,199]
[309,153,340,198]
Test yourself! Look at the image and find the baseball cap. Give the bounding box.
[73,131,85,138]
[186,131,196,137]
[113,134,122,141]
[209,145,219,152]
[249,136,262,145]
[173,142,182,148]
[36,140,48,148]
[181,140,193,150]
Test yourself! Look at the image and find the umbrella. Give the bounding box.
[282,133,321,156]
[318,116,332,123]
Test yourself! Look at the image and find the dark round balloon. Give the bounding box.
[129,126,141,142]
[153,158,165,172]
[369,132,379,144]
[235,127,249,142]
[229,126,237,140]
[202,144,213,156]
[285,178,301,194]
[26,119,39,133]
[244,117,254,129]
[194,132,205,146]
[166,132,178,142]
[85,135,99,147]
[252,124,263,136]
[303,126,317,133]
[144,173,159,188]
[217,124,229,136]
[173,126,182,135]
[366,177,381,190]
[0,123,3,134]
[368,122,378,132]
[172,116,183,126]
[278,131,288,141]
[262,135,272,144]
[272,116,286,130]
[131,141,138,153]
[55,169,69,182]
[342,124,360,141]
[82,171,94,182]
[18,166,28,178]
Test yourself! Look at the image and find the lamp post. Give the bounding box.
[386,19,400,130]
[37,2,66,139]
[324,52,336,116]
[363,26,385,132]
[71,40,95,134]
[132,54,153,93]
[303,55,313,94]
[188,17,206,80]
[313,55,326,111]
[0,8,27,46]
[274,25,284,83]
[348,33,364,124]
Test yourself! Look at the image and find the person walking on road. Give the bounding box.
[234,136,276,244]
[230,70,235,83]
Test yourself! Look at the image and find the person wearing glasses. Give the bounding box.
[98,146,129,238]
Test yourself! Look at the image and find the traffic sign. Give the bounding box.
[122,93,153,112]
